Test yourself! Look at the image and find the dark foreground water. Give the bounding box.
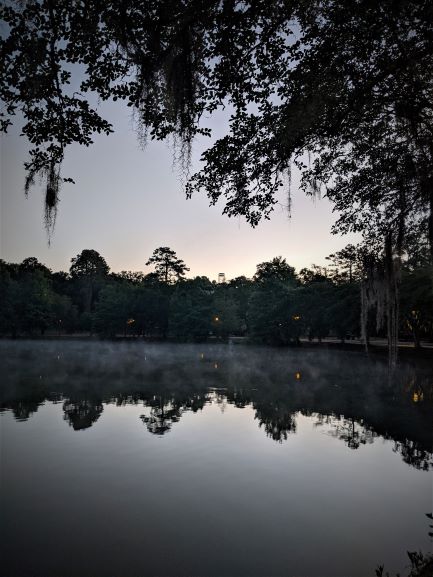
[0,341,432,577]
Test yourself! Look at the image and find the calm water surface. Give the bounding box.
[1,340,432,577]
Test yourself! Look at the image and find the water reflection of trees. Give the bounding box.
[1,399,43,421]
[1,342,432,469]
[393,440,432,472]
[316,415,376,450]
[63,398,104,431]
[139,392,210,435]
[256,408,297,442]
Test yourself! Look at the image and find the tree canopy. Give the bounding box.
[69,249,110,313]
[254,257,297,284]
[2,0,432,257]
[146,246,189,283]
[70,249,110,278]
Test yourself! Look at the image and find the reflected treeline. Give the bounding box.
[63,398,104,431]
[140,393,209,435]
[315,414,376,450]
[1,341,432,469]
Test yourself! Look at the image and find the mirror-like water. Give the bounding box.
[1,340,432,577]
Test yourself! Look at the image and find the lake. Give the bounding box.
[0,340,432,577]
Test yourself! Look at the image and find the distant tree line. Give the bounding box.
[0,245,432,346]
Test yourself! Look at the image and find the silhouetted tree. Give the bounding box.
[212,289,241,339]
[114,271,146,285]
[50,292,77,335]
[254,257,297,285]
[326,282,360,342]
[0,261,17,336]
[226,276,254,335]
[298,281,333,342]
[248,283,301,345]
[14,269,55,335]
[169,277,213,340]
[69,249,110,314]
[94,284,136,337]
[3,0,432,262]
[326,245,361,284]
[19,257,52,277]
[146,247,189,284]
[298,265,329,285]
[400,265,433,348]
[51,270,70,295]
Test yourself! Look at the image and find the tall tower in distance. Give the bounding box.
[218,272,226,284]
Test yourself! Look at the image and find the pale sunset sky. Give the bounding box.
[0,99,357,281]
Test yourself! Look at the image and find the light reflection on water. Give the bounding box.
[0,340,432,577]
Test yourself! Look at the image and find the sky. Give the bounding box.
[0,99,358,281]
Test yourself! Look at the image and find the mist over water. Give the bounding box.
[1,340,432,577]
